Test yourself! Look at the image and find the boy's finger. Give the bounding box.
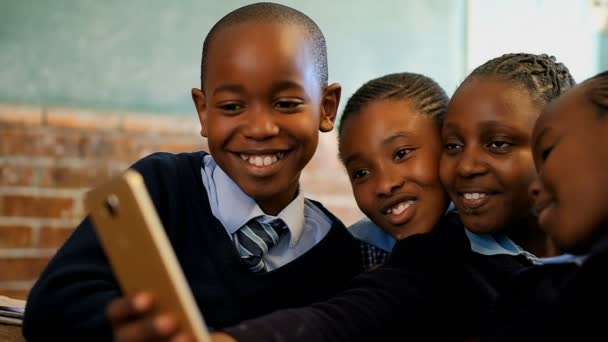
[115,313,178,341]
[107,292,155,327]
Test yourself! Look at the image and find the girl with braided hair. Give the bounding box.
[441,52,576,258]
[478,70,608,342]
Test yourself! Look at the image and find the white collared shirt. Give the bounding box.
[200,155,331,271]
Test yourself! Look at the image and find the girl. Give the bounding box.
[338,73,450,269]
[440,53,574,260]
[480,70,608,341]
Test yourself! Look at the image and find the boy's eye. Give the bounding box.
[219,103,244,114]
[274,100,302,111]
[352,169,370,180]
[394,148,413,160]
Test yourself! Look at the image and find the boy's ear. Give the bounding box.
[191,88,208,137]
[319,83,342,132]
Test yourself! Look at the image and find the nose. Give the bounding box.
[529,177,541,200]
[376,164,404,197]
[455,146,488,178]
[242,105,279,140]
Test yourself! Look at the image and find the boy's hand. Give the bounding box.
[107,292,195,342]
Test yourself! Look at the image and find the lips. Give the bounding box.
[454,187,498,211]
[232,149,292,176]
[534,198,555,227]
[380,194,418,226]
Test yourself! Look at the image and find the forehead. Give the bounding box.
[204,22,315,89]
[446,78,540,131]
[534,85,591,138]
[341,99,439,147]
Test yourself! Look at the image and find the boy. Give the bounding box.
[22,3,363,341]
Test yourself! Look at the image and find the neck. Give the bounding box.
[256,184,299,216]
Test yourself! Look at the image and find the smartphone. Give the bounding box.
[85,169,210,341]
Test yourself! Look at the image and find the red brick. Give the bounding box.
[0,195,74,218]
[0,255,52,281]
[0,163,35,187]
[38,226,75,248]
[46,107,121,130]
[39,164,118,188]
[0,287,29,300]
[0,104,42,126]
[122,114,200,135]
[0,225,33,248]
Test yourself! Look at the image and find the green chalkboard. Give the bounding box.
[0,0,465,114]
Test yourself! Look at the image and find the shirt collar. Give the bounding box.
[202,156,305,244]
[464,228,542,264]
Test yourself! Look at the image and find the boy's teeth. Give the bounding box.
[386,200,414,215]
[239,153,281,166]
[463,193,487,200]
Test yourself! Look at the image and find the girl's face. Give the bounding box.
[530,84,608,253]
[340,99,448,240]
[440,78,539,235]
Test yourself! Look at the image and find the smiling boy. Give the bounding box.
[22,3,363,341]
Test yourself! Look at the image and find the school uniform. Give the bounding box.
[224,212,537,342]
[479,231,608,342]
[22,151,363,342]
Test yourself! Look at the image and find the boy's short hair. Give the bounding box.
[200,2,328,89]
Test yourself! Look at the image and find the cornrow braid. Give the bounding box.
[338,72,449,148]
[464,53,576,106]
[586,70,608,117]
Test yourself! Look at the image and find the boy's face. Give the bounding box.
[440,78,538,234]
[530,85,608,253]
[340,99,448,240]
[192,22,340,215]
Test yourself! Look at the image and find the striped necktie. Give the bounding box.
[234,217,288,272]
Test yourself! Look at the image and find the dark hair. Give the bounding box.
[338,72,449,151]
[461,53,575,106]
[200,2,327,89]
[585,70,608,117]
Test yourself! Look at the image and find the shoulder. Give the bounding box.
[303,198,346,229]
[131,151,206,174]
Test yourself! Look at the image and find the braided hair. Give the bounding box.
[462,53,576,106]
[338,72,449,151]
[200,2,328,89]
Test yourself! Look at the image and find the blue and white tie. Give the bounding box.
[234,217,288,272]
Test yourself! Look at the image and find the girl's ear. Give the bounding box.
[192,88,208,137]
[319,83,342,132]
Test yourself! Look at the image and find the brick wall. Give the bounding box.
[0,104,363,300]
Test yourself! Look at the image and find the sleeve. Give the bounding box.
[223,228,468,342]
[22,153,177,341]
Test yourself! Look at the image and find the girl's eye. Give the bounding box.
[352,169,370,180]
[489,141,512,149]
[541,146,554,161]
[394,148,413,160]
[444,143,462,150]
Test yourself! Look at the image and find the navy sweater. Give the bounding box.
[22,152,363,341]
[224,213,533,341]
[480,232,608,342]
